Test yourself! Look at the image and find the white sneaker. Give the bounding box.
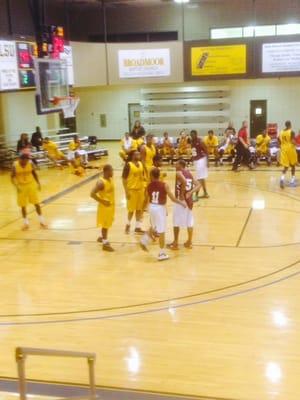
[140,234,149,252]
[157,253,170,261]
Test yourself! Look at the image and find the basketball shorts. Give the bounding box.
[127,189,144,212]
[17,183,39,207]
[194,157,208,180]
[149,204,167,234]
[173,203,194,228]
[97,205,115,229]
[280,148,297,167]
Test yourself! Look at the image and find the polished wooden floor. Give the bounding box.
[0,142,300,400]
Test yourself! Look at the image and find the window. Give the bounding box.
[210,27,243,39]
[243,26,255,37]
[254,25,276,37]
[211,23,300,39]
[277,24,300,35]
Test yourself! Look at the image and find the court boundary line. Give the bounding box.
[0,377,241,400]
[236,208,253,247]
[1,235,300,249]
[0,172,100,231]
[0,258,299,321]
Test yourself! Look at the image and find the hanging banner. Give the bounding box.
[118,48,171,78]
[0,40,19,90]
[191,44,247,76]
[262,42,300,73]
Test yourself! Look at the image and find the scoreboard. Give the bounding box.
[0,29,73,92]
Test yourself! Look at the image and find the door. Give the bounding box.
[250,100,267,138]
[128,103,142,132]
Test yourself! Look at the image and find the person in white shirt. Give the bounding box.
[119,132,137,161]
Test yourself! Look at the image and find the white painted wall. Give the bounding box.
[75,77,300,140]
[0,90,59,144]
[2,77,300,143]
[229,78,300,131]
[75,85,141,140]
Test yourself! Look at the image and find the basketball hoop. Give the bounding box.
[49,95,80,118]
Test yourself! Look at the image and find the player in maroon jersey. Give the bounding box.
[167,159,200,250]
[140,167,186,261]
[190,130,209,199]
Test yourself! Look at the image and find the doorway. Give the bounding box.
[250,100,267,138]
[128,103,142,132]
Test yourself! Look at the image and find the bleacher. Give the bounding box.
[0,129,108,169]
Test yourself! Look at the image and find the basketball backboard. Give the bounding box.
[34,58,69,115]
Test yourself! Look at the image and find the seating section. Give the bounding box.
[0,131,108,169]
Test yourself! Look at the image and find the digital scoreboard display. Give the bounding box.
[0,39,73,91]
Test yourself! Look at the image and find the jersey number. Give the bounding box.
[186,179,193,191]
[151,191,160,204]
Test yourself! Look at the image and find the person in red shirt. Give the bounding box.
[167,159,200,250]
[232,121,254,171]
[139,167,185,261]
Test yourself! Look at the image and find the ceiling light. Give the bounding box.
[174,0,190,4]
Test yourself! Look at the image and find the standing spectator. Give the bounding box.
[232,121,253,171]
[31,127,43,152]
[131,120,145,140]
[17,133,31,154]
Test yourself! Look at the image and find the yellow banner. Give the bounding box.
[191,44,247,76]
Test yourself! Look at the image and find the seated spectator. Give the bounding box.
[119,132,137,161]
[295,130,300,164]
[224,121,236,136]
[70,151,86,176]
[256,129,271,165]
[219,128,236,165]
[204,130,220,166]
[269,138,280,166]
[68,135,88,164]
[160,132,174,158]
[176,131,192,157]
[31,127,43,152]
[43,137,67,167]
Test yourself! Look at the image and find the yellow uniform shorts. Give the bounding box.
[17,183,39,207]
[97,205,115,229]
[280,147,297,167]
[127,189,144,212]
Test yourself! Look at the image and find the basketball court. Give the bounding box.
[1,1,300,399]
[0,144,300,399]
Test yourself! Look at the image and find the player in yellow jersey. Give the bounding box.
[90,164,115,252]
[279,120,297,188]
[176,131,192,157]
[159,132,175,159]
[68,135,88,164]
[141,134,156,176]
[256,130,271,165]
[204,130,220,166]
[141,134,157,208]
[119,132,137,161]
[43,138,67,167]
[122,150,145,234]
[70,152,86,176]
[11,154,47,230]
